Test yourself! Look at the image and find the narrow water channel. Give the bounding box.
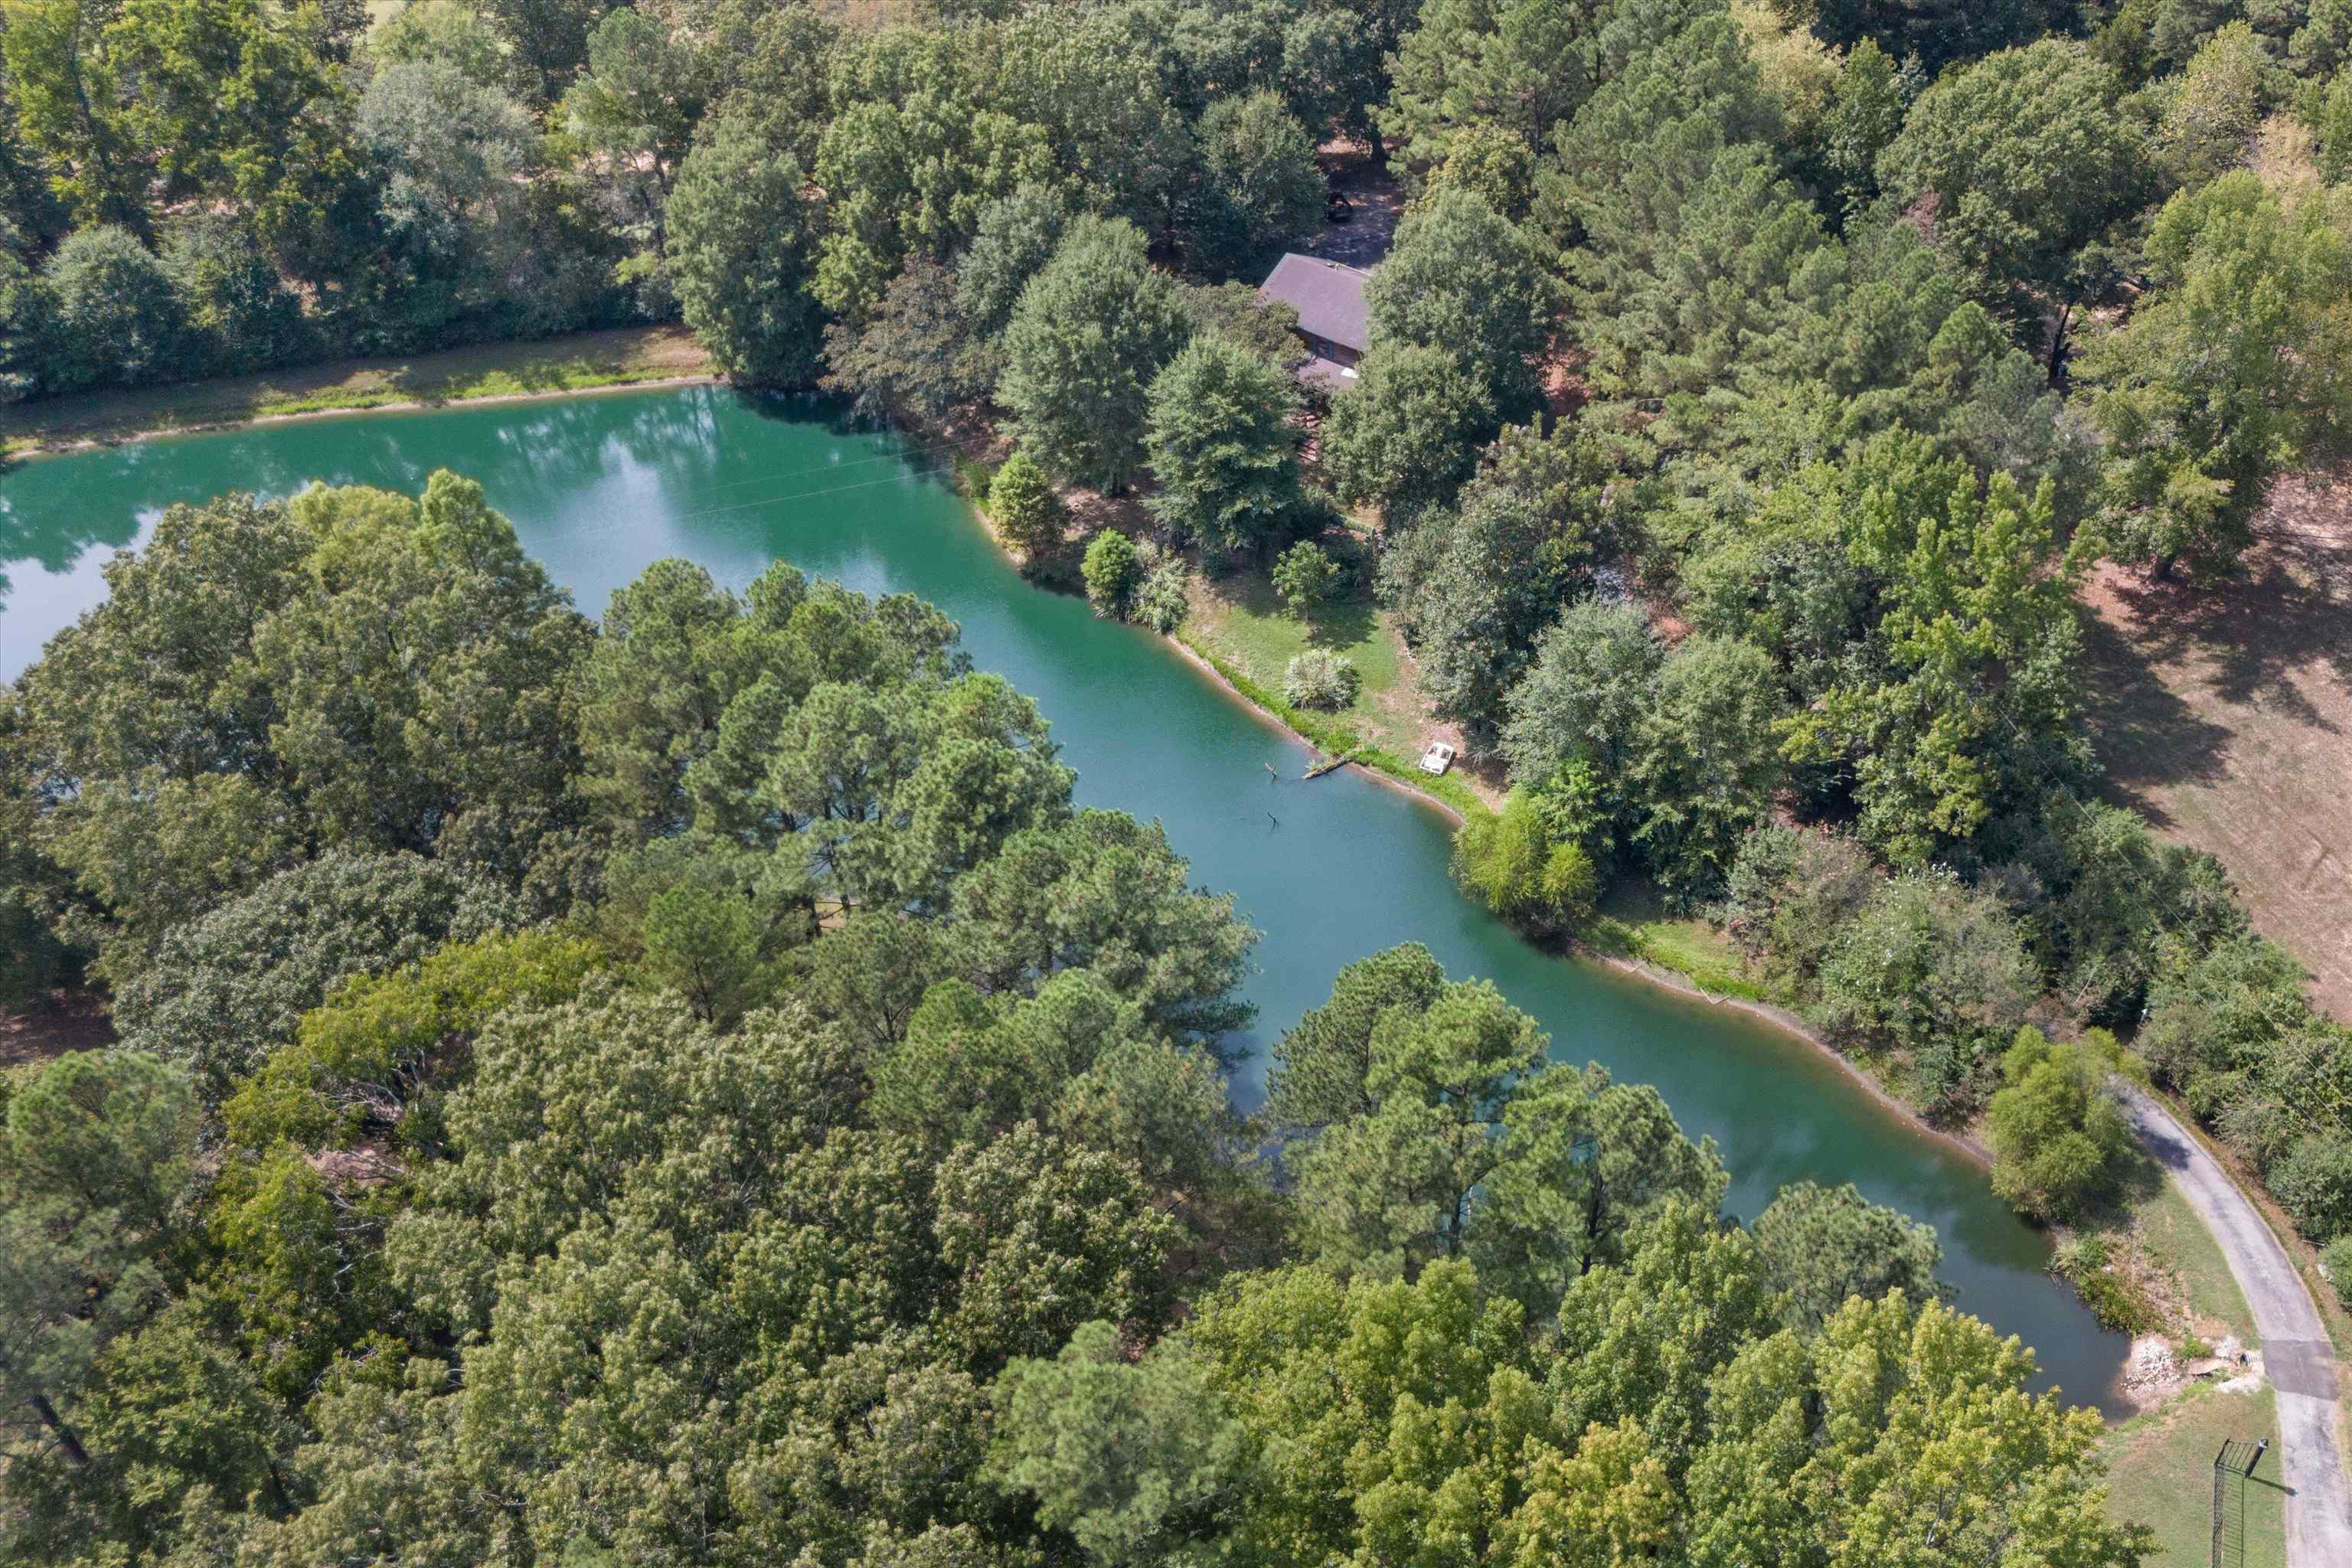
[0,383,2132,1408]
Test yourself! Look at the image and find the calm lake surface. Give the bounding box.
[0,383,2130,1408]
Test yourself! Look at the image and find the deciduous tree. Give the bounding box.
[1319,344,1497,518]
[998,217,1192,492]
[668,106,823,386]
[988,451,1068,559]
[1184,90,1324,277]
[2080,172,2352,580]
[1985,1028,2135,1220]
[1875,40,2150,331]
[1364,188,1553,415]
[1144,338,1304,554]
[1624,635,1785,895]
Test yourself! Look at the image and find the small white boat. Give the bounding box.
[1417,742,1457,776]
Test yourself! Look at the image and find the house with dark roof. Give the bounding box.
[1258,253,1370,390]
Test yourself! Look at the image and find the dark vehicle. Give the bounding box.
[1325,189,1354,224]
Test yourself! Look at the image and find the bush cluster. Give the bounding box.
[1280,648,1360,710]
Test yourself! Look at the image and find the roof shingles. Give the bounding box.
[1258,253,1370,356]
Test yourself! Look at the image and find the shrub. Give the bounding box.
[1272,540,1341,616]
[1537,841,1599,926]
[1083,531,1144,618]
[2051,1233,2107,1276]
[46,224,194,390]
[2320,1236,2352,1305]
[1282,649,1360,710]
[2074,1268,2158,1334]
[0,253,61,400]
[2047,1228,2154,1332]
[2270,1131,2352,1241]
[1984,1028,2134,1221]
[1718,828,1879,995]
[991,452,1068,559]
[1453,788,1599,931]
[1815,870,2037,1116]
[1133,560,1191,633]
[162,217,309,375]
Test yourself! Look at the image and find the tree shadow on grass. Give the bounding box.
[1208,534,1383,654]
[2086,471,2352,730]
[2109,1144,2171,1213]
[2076,602,2236,826]
[1304,593,1377,651]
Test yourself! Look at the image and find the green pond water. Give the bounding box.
[0,383,2130,1409]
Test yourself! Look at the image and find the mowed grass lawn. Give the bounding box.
[2128,1161,2260,1344]
[2101,1383,2285,1568]
[1183,563,1409,754]
[0,325,714,455]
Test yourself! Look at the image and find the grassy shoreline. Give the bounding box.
[0,325,716,456]
[1169,626,1491,822]
[1144,539,2018,1167]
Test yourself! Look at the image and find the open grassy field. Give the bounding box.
[1184,565,1402,740]
[1178,544,1501,819]
[0,325,714,455]
[2101,1383,2286,1567]
[2078,469,2352,1021]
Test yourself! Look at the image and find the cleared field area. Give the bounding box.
[1184,563,1406,749]
[2101,1383,2286,1567]
[2079,470,2352,1021]
[0,325,714,455]
[1176,541,1499,819]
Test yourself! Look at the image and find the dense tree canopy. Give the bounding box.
[998,217,1193,492]
[2082,172,2352,578]
[1144,337,1306,553]
[2,495,2164,1567]
[667,105,824,386]
[1364,186,1553,414]
[1188,1217,2145,1568]
[1749,1178,1944,1334]
[18,0,2352,1552]
[1875,40,2151,330]
[1321,343,1500,518]
[12,475,588,972]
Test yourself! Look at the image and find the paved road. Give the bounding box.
[2121,1086,2352,1566]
